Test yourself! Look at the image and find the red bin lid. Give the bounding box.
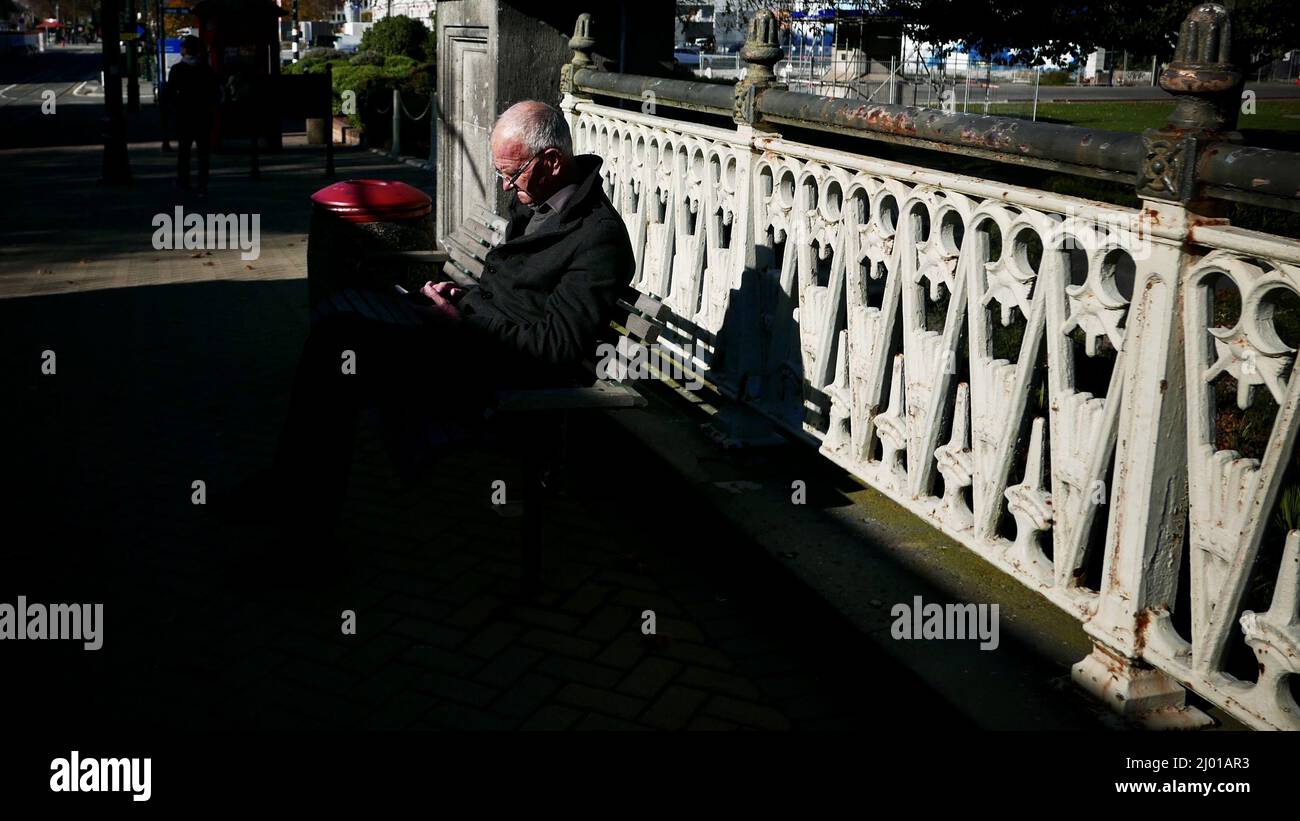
[310,179,432,223]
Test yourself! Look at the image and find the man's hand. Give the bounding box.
[421,280,465,304]
[413,281,462,324]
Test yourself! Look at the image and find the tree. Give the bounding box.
[358,13,431,62]
[297,0,337,22]
[886,0,1300,69]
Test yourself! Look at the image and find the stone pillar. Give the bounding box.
[435,1,672,243]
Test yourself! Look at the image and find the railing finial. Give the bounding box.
[1159,2,1242,132]
[735,10,782,126]
[1138,2,1243,204]
[561,13,597,96]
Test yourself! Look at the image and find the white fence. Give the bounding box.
[564,94,1300,730]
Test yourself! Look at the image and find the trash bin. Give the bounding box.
[307,179,436,307]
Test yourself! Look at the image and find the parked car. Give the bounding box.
[673,47,700,67]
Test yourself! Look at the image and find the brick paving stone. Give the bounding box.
[340,631,416,675]
[594,633,649,671]
[547,561,599,591]
[615,658,683,700]
[575,713,650,731]
[388,617,468,650]
[411,671,500,708]
[594,569,662,593]
[537,656,623,690]
[518,628,602,660]
[559,581,614,615]
[381,592,444,620]
[461,621,524,659]
[274,656,364,696]
[489,673,563,719]
[640,685,710,731]
[351,662,425,705]
[577,604,637,642]
[362,690,439,730]
[685,716,740,731]
[423,702,517,731]
[506,604,583,633]
[650,617,708,645]
[434,571,501,605]
[656,640,735,671]
[610,588,681,615]
[701,695,792,731]
[555,683,647,721]
[520,704,584,731]
[676,666,763,700]
[401,644,480,677]
[446,595,506,631]
[479,559,524,580]
[475,645,545,688]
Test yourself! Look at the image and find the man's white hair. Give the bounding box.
[495,101,573,159]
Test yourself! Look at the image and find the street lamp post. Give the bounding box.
[100,0,132,183]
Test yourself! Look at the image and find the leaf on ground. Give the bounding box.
[190,252,204,258]
[244,264,254,270]
[203,261,215,266]
[37,268,53,275]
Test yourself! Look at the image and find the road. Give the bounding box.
[0,44,157,150]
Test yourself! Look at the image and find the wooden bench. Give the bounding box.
[366,205,671,594]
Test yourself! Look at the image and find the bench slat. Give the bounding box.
[443,236,486,278]
[441,262,478,287]
[464,214,506,247]
[628,292,669,321]
[621,313,661,344]
[468,205,509,235]
[446,228,492,261]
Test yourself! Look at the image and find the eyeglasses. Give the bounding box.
[495,152,541,189]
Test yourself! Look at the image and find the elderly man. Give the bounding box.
[235,101,635,541]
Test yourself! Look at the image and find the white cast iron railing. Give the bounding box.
[560,93,1300,731]
[546,2,1300,730]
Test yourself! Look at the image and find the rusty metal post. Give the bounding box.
[734,10,782,128]
[559,12,596,99]
[1136,2,1244,206]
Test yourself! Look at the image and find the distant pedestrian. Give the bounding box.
[163,36,221,195]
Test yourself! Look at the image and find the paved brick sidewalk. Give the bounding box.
[1,109,970,732]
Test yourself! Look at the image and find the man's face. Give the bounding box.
[491,134,558,207]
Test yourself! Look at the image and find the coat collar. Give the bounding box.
[500,154,608,246]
